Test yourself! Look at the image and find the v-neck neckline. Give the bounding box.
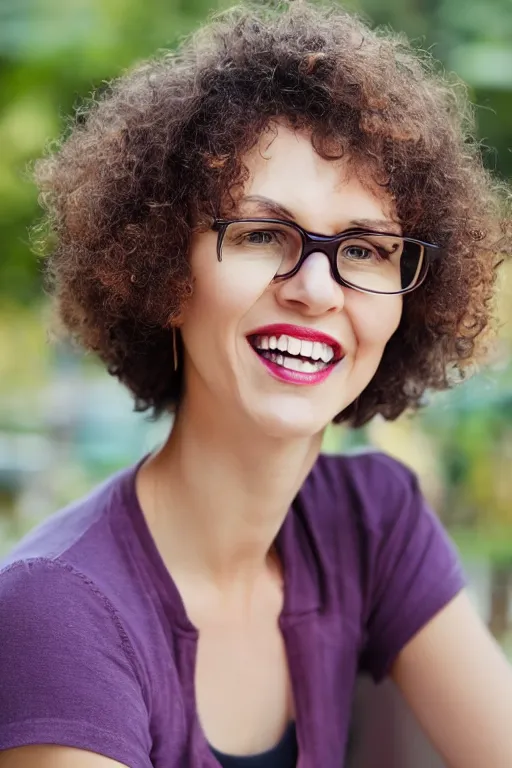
[117,454,323,635]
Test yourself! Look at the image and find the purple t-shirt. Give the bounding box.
[0,451,465,767]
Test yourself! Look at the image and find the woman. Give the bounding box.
[1,2,511,767]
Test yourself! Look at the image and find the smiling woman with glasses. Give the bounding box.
[1,2,512,768]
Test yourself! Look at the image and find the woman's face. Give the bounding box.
[179,122,403,438]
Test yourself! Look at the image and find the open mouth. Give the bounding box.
[247,332,344,374]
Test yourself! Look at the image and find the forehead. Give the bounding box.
[237,121,398,233]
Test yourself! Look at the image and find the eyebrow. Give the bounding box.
[240,195,296,221]
[239,195,402,235]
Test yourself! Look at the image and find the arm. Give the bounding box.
[391,590,512,768]
[0,746,128,768]
[0,559,151,768]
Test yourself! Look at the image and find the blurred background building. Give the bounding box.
[0,0,511,765]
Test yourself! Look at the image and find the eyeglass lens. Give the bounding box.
[220,221,425,294]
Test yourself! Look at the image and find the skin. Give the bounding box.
[2,121,512,768]
[178,123,403,443]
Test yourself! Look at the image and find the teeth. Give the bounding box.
[287,337,302,356]
[311,341,323,360]
[282,356,299,371]
[254,333,337,363]
[282,356,322,373]
[321,344,334,363]
[302,360,322,373]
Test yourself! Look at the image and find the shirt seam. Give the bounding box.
[368,575,466,681]
[0,715,152,768]
[2,557,149,706]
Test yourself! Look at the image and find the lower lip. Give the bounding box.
[250,345,339,386]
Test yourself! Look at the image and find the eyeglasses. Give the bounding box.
[212,218,441,295]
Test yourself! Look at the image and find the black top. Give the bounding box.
[210,722,298,768]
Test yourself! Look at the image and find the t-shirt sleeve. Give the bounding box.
[0,557,153,768]
[357,453,466,683]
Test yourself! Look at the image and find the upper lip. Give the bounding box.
[247,323,344,361]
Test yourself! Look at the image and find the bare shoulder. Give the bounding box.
[391,590,512,768]
[0,745,129,768]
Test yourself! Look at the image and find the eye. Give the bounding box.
[243,229,281,245]
[341,244,378,261]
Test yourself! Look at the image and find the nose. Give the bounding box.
[275,250,346,316]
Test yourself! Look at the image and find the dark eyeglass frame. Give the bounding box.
[212,217,442,296]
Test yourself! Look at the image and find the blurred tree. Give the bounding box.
[0,0,230,300]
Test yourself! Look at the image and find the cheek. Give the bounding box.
[187,259,271,325]
[348,295,402,353]
[182,244,273,350]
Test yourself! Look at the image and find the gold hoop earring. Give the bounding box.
[172,327,179,373]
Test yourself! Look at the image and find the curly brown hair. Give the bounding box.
[33,0,511,427]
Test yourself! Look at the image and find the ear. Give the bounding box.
[166,304,189,330]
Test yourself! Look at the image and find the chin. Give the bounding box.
[248,397,337,440]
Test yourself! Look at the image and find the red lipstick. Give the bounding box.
[247,323,344,386]
[247,324,343,360]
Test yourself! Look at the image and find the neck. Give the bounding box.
[137,396,324,591]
